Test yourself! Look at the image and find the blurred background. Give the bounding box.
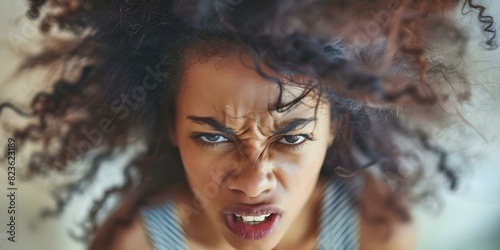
[0,1,499,249]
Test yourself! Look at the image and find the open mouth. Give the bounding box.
[233,213,273,224]
[223,212,281,240]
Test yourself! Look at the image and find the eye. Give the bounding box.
[199,134,229,143]
[278,135,307,145]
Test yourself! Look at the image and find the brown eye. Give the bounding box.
[279,135,307,145]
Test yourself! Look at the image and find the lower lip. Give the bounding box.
[223,214,280,240]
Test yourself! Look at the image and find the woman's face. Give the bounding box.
[173,52,334,249]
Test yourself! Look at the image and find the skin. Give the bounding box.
[172,52,333,250]
[107,51,415,250]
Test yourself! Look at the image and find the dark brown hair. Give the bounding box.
[0,0,497,248]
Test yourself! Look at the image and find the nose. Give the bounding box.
[226,158,277,198]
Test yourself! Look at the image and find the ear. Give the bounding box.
[167,125,178,147]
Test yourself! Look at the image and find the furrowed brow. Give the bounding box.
[273,118,316,135]
[187,116,235,134]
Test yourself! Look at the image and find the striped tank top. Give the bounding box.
[140,177,361,250]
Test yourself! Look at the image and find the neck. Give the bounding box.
[274,176,326,250]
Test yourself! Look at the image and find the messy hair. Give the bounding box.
[0,0,497,248]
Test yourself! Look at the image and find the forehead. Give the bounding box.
[177,53,323,121]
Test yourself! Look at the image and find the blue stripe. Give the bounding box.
[319,177,361,250]
[140,200,186,250]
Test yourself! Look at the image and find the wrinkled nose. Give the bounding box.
[226,164,277,197]
[226,147,277,197]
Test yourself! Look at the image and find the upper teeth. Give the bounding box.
[235,214,271,222]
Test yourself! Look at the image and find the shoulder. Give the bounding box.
[92,185,183,250]
[357,172,416,250]
[105,183,191,250]
[107,212,153,250]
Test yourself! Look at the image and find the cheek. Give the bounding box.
[177,140,232,189]
[272,141,327,196]
[281,134,330,192]
[281,135,329,173]
[176,136,208,179]
[284,150,325,189]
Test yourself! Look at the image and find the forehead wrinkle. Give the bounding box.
[214,100,275,136]
[208,89,326,135]
[244,109,288,138]
[181,59,325,133]
[236,138,271,167]
[238,115,271,139]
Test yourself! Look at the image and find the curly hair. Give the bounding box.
[0,0,497,249]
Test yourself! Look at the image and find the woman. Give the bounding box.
[2,0,497,249]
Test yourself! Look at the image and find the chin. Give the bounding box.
[220,225,284,250]
[225,237,281,250]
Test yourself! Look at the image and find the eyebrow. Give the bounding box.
[186,115,316,135]
[187,116,235,134]
[274,117,317,135]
